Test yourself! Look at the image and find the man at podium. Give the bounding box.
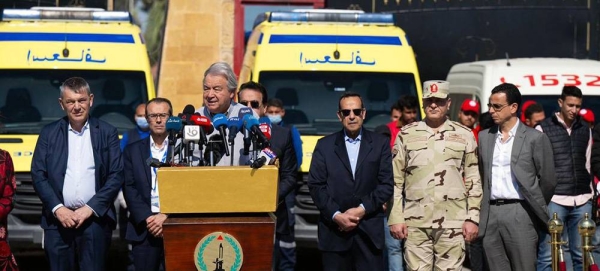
[122,97,174,270]
[308,92,394,271]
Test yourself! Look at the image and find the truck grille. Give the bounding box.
[13,173,42,225]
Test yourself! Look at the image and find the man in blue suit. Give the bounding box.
[308,92,394,271]
[122,97,173,271]
[31,77,124,271]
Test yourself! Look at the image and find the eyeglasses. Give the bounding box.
[240,100,260,109]
[339,108,364,117]
[487,103,510,111]
[147,113,170,120]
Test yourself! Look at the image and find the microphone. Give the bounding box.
[212,114,230,156]
[243,114,270,148]
[250,147,277,169]
[258,117,272,140]
[146,157,171,168]
[178,104,195,125]
[204,134,226,166]
[238,108,253,156]
[183,125,201,144]
[238,107,253,118]
[165,116,182,163]
[182,124,201,166]
[190,114,214,146]
[227,117,242,143]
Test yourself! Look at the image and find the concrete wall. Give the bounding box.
[157,0,235,112]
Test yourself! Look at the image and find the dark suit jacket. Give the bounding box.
[477,123,556,237]
[590,125,600,179]
[122,137,154,242]
[31,116,123,230]
[308,128,393,251]
[270,124,298,236]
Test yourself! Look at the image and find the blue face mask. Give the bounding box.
[135,117,149,129]
[267,114,282,124]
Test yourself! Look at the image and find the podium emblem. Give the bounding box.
[195,232,243,271]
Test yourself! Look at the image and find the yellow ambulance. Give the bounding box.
[0,7,155,245]
[240,10,422,244]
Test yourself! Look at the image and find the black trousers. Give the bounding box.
[321,232,383,271]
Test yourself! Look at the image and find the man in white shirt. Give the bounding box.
[194,62,258,166]
[31,77,124,271]
[477,83,556,271]
[123,97,174,271]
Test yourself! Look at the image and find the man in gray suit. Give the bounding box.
[477,83,556,271]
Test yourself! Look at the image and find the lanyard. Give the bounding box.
[151,147,168,192]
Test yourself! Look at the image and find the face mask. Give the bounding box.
[267,114,282,124]
[135,117,149,129]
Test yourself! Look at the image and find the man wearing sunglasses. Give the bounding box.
[478,83,555,271]
[388,80,482,271]
[195,62,258,166]
[307,92,393,271]
[237,81,298,271]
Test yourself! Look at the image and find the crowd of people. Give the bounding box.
[0,59,597,271]
[308,80,600,271]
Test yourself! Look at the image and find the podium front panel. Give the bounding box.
[157,166,278,214]
[162,214,275,271]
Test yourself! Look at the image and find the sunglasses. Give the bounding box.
[487,103,510,111]
[240,100,260,109]
[338,108,364,117]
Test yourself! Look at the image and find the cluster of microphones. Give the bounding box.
[146,104,277,169]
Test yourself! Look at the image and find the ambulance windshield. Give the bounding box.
[0,69,148,134]
[260,71,419,135]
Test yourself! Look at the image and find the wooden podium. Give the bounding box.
[157,166,279,271]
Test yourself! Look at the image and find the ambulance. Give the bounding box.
[240,10,422,245]
[0,7,155,246]
[446,58,600,121]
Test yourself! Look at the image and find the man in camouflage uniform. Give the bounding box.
[388,80,482,271]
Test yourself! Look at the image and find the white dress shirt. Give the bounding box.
[150,136,169,213]
[490,121,524,200]
[62,122,97,210]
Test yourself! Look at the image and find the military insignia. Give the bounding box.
[194,232,243,271]
[430,83,438,93]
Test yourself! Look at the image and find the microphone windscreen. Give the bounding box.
[212,113,228,128]
[258,116,271,125]
[227,117,242,130]
[146,157,154,166]
[243,115,259,130]
[204,134,225,164]
[193,115,215,134]
[238,107,253,118]
[166,116,182,131]
[182,104,195,114]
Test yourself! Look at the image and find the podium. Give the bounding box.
[157,166,279,271]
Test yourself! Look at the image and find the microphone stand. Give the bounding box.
[243,129,251,156]
[230,141,235,166]
[168,132,175,164]
[188,142,195,167]
[197,142,204,166]
[251,135,258,162]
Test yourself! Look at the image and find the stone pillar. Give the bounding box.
[157,0,234,112]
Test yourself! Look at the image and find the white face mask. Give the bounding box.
[267,114,282,124]
[135,116,149,129]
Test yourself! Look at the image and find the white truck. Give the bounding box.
[446,58,600,119]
